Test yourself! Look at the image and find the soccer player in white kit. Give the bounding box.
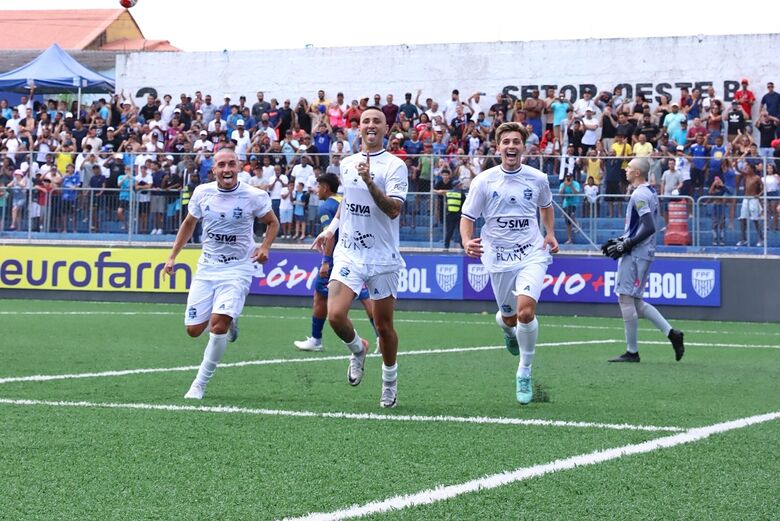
[602,157,685,363]
[312,108,408,408]
[460,122,559,405]
[164,148,279,399]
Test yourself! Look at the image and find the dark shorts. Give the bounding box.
[606,181,622,195]
[61,199,77,212]
[138,201,150,214]
[679,179,693,197]
[691,167,706,188]
[416,179,431,193]
[118,199,129,209]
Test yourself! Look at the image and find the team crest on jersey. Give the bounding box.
[691,269,715,298]
[233,206,243,219]
[523,188,533,200]
[467,263,489,292]
[435,264,458,293]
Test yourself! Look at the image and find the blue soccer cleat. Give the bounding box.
[516,374,533,405]
[496,311,519,356]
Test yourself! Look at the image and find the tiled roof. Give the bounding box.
[0,9,130,50]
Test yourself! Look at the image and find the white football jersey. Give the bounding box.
[188,181,272,279]
[335,149,408,268]
[462,163,552,272]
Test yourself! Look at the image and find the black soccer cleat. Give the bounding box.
[608,351,640,363]
[668,329,685,361]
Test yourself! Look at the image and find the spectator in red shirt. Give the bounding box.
[734,78,756,128]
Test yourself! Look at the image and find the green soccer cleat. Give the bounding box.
[516,375,533,405]
[496,311,519,355]
[228,317,239,343]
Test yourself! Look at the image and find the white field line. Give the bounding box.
[0,398,684,433]
[0,340,612,385]
[1,310,779,337]
[279,411,780,521]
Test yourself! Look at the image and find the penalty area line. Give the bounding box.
[0,397,684,433]
[0,339,615,385]
[278,411,780,521]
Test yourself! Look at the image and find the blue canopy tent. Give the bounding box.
[0,43,114,111]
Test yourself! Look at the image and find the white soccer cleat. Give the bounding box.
[380,379,397,408]
[347,339,369,386]
[294,336,323,352]
[184,381,206,400]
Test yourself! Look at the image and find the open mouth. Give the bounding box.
[505,150,519,159]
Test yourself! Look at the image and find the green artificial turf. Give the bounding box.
[0,299,777,520]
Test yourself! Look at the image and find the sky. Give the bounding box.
[1,0,777,52]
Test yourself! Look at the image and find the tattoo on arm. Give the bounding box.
[366,179,402,218]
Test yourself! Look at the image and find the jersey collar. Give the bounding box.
[361,149,387,158]
[218,181,240,193]
[500,165,523,175]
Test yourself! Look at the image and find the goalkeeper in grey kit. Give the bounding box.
[601,157,685,363]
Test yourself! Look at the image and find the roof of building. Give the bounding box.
[0,9,178,51]
[98,38,180,52]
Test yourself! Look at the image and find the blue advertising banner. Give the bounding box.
[250,251,720,307]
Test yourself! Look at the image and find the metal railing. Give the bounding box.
[2,150,778,255]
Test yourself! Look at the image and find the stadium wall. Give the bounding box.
[116,33,777,117]
[0,246,776,323]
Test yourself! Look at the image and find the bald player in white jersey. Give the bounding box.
[461,122,559,405]
[602,157,685,363]
[165,148,279,400]
[312,108,408,408]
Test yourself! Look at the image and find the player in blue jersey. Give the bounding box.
[602,157,685,363]
[294,173,379,353]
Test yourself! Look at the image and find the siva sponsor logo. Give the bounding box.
[345,202,371,216]
[435,264,458,292]
[207,232,237,243]
[496,217,529,230]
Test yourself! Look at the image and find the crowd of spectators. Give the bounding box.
[1,81,779,244]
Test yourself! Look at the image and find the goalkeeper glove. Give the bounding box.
[604,237,633,259]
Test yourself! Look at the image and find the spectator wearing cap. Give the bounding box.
[104,126,124,151]
[193,130,213,153]
[231,119,250,160]
[663,102,686,138]
[255,114,277,144]
[8,169,29,231]
[240,107,257,134]
[734,79,756,129]
[81,127,103,154]
[581,107,600,154]
[218,95,232,118]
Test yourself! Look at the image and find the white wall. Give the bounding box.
[116,33,777,116]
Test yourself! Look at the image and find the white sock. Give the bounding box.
[194,332,228,387]
[495,311,516,336]
[344,330,364,354]
[515,317,538,378]
[382,363,397,383]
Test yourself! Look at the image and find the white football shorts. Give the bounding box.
[329,260,400,300]
[739,198,761,221]
[184,274,251,325]
[490,259,549,317]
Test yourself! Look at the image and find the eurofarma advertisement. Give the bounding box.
[0,246,720,306]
